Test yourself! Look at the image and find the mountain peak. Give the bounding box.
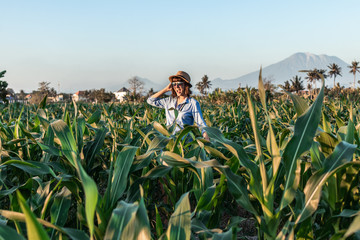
[211,52,351,90]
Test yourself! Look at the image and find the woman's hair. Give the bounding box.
[171,80,192,98]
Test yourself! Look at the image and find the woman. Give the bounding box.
[147,71,209,140]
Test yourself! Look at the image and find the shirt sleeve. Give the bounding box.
[147,97,168,109]
[193,101,207,131]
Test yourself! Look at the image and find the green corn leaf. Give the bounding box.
[321,111,332,133]
[165,192,191,240]
[258,67,267,111]
[38,95,48,109]
[83,127,107,170]
[0,209,88,240]
[213,228,233,240]
[0,186,18,197]
[0,223,26,240]
[38,142,62,157]
[49,187,72,238]
[147,135,170,153]
[126,165,172,203]
[295,141,357,224]
[155,204,163,238]
[51,120,98,239]
[76,161,98,239]
[203,145,229,161]
[130,151,153,172]
[110,146,138,208]
[286,92,309,117]
[153,121,170,137]
[316,132,339,157]
[280,76,325,210]
[60,228,90,240]
[104,198,151,240]
[246,87,267,195]
[195,185,216,211]
[50,187,72,226]
[51,120,77,167]
[344,211,360,238]
[87,109,102,124]
[17,191,50,240]
[76,115,86,152]
[310,142,323,170]
[172,125,198,152]
[14,106,24,139]
[1,160,54,176]
[222,167,259,220]
[203,127,259,180]
[37,108,50,129]
[345,119,355,144]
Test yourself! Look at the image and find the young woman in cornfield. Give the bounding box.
[147,70,209,140]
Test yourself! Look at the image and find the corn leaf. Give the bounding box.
[51,120,98,239]
[17,191,50,240]
[104,198,151,240]
[165,192,191,240]
[295,141,357,224]
[280,77,324,210]
[110,146,138,207]
[0,224,26,240]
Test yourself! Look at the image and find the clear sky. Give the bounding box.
[1,0,359,93]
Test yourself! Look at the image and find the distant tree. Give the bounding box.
[307,83,312,95]
[38,81,51,94]
[305,70,316,91]
[29,91,43,104]
[0,70,8,103]
[49,87,57,97]
[19,90,26,102]
[283,80,292,92]
[348,60,360,88]
[29,81,56,104]
[196,75,212,96]
[305,69,327,94]
[93,88,113,103]
[290,75,304,93]
[263,76,276,92]
[315,69,328,80]
[128,77,144,98]
[328,63,342,88]
[84,89,95,102]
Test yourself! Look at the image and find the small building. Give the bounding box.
[6,88,16,103]
[114,87,129,102]
[56,94,64,102]
[72,91,87,102]
[25,94,32,101]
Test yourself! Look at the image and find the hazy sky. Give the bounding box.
[1,0,359,93]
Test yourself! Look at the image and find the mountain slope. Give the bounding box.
[211,52,352,90]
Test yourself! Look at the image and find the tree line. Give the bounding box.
[1,60,360,104]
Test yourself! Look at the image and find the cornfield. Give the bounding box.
[1,72,360,239]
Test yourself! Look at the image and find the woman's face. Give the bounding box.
[172,79,186,97]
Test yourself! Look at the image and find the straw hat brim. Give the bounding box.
[169,75,192,87]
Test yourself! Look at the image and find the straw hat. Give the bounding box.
[169,71,192,87]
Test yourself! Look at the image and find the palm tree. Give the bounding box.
[290,75,304,94]
[283,80,291,92]
[305,69,327,95]
[305,70,316,91]
[196,75,212,96]
[348,60,360,88]
[307,83,312,98]
[328,63,342,88]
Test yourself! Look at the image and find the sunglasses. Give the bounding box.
[172,82,185,87]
